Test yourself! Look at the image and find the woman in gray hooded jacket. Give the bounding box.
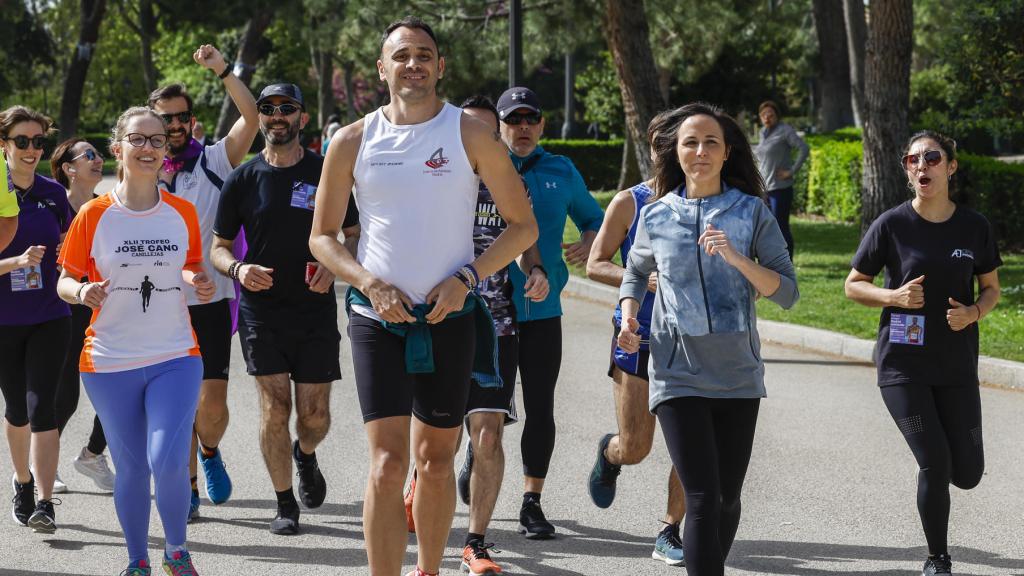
[617,102,798,576]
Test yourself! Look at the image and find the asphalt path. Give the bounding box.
[1,294,1022,575]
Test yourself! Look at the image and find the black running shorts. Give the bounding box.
[348,310,475,429]
[188,299,232,381]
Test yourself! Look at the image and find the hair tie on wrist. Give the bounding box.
[218,65,232,79]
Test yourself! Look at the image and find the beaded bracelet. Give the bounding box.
[453,269,474,291]
[464,263,480,287]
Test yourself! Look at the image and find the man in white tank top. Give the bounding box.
[309,16,538,576]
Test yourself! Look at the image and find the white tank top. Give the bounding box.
[353,102,478,307]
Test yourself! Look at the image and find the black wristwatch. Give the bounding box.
[530,264,547,277]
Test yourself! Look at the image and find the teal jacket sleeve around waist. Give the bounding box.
[509,147,604,321]
[346,287,503,388]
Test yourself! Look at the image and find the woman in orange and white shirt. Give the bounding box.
[57,107,214,576]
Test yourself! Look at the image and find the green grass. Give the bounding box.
[565,213,1024,363]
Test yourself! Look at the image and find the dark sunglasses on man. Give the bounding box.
[503,113,542,126]
[901,149,943,170]
[70,149,101,162]
[258,103,301,117]
[159,111,193,125]
[4,135,47,150]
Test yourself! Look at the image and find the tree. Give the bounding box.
[843,0,867,127]
[812,0,854,131]
[115,0,159,92]
[860,0,913,233]
[213,11,276,140]
[59,0,107,137]
[601,0,665,180]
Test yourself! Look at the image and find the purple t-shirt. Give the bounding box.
[0,174,72,325]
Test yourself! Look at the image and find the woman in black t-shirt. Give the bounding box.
[845,130,1002,576]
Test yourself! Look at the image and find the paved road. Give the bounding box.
[2,295,1023,575]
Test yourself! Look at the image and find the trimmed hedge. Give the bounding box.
[540,139,623,191]
[803,140,1024,248]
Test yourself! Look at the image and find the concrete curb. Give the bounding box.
[564,275,1024,391]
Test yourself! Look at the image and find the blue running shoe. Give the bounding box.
[588,433,621,509]
[187,492,200,523]
[652,522,685,567]
[198,447,232,505]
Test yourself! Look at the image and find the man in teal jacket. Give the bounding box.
[495,86,604,538]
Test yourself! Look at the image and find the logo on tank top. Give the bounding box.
[424,147,450,170]
[950,248,974,260]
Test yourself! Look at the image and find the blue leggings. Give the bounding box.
[82,356,202,564]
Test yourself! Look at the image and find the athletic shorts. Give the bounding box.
[237,310,341,383]
[348,310,474,429]
[467,334,519,424]
[188,299,232,381]
[609,325,650,382]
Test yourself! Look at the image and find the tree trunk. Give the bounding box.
[617,124,641,191]
[602,0,666,181]
[138,0,157,92]
[342,61,356,122]
[860,0,914,234]
[59,0,106,137]
[843,0,867,128]
[214,11,275,140]
[311,45,334,128]
[812,0,854,132]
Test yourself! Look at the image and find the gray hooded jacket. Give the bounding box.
[620,186,798,411]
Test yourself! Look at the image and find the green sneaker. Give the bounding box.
[162,550,199,575]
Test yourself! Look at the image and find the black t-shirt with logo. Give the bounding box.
[852,201,1002,387]
[213,150,358,324]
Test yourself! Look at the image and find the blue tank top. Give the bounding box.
[613,182,655,349]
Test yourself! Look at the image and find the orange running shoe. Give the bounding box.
[404,472,416,534]
[461,540,502,576]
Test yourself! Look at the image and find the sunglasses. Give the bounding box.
[4,135,46,150]
[901,150,943,170]
[503,113,542,126]
[70,149,100,162]
[123,133,168,149]
[159,112,193,125]
[258,103,301,116]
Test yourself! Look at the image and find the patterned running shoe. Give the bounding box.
[652,521,685,566]
[922,554,953,576]
[27,498,59,534]
[11,473,35,526]
[163,550,199,576]
[119,559,151,576]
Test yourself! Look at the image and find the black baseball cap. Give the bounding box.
[257,83,305,109]
[496,87,542,120]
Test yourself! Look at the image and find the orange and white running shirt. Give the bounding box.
[58,190,202,373]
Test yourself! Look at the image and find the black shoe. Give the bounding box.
[518,497,555,539]
[27,499,58,534]
[922,554,953,576]
[269,503,300,535]
[588,433,621,509]
[10,474,35,527]
[457,440,474,506]
[293,440,327,509]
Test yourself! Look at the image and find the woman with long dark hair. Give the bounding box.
[845,131,1000,576]
[617,102,798,575]
[49,138,115,493]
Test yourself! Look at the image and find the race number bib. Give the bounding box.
[10,266,43,291]
[290,181,317,211]
[890,313,925,346]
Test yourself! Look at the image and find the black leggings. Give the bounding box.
[517,317,562,478]
[656,397,760,576]
[57,302,107,453]
[0,316,71,432]
[880,384,984,556]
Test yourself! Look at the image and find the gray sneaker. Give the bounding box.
[73,447,115,492]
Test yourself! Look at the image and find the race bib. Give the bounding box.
[290,181,317,211]
[890,313,925,346]
[10,266,43,291]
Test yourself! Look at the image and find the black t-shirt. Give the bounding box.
[213,150,358,323]
[852,201,1002,387]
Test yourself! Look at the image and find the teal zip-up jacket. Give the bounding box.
[508,146,604,321]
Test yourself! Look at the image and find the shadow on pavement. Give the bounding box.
[730,540,1024,575]
[764,358,874,367]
